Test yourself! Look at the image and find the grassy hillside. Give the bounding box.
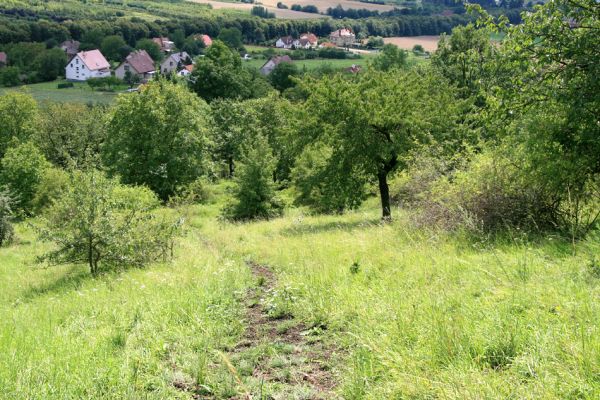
[1,185,599,398]
[0,80,126,105]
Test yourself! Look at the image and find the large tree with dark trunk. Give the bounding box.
[297,68,461,220]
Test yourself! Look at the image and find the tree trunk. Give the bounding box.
[378,170,392,221]
[88,234,94,275]
[228,157,234,178]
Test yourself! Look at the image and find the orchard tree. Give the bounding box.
[34,48,67,81]
[104,79,212,200]
[298,69,462,220]
[372,44,407,71]
[190,40,259,102]
[136,38,162,61]
[101,35,127,62]
[269,62,300,92]
[0,92,39,158]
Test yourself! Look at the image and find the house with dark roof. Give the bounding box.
[160,51,191,74]
[114,50,156,81]
[276,36,295,49]
[152,37,175,53]
[60,40,80,60]
[299,33,318,48]
[65,50,110,81]
[329,28,355,47]
[260,55,292,75]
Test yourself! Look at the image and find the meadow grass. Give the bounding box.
[0,81,127,105]
[1,189,599,398]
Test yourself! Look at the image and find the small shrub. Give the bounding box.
[57,82,74,89]
[169,177,213,207]
[37,170,182,275]
[32,167,70,214]
[0,188,14,246]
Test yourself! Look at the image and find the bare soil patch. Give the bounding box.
[259,0,396,12]
[384,35,441,52]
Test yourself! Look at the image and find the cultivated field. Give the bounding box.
[187,0,326,19]
[258,0,396,12]
[1,185,598,398]
[384,35,441,52]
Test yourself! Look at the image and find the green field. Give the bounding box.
[0,80,126,105]
[1,185,598,398]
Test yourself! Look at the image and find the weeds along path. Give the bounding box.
[224,260,339,399]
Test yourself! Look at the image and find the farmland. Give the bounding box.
[188,0,324,19]
[383,35,441,52]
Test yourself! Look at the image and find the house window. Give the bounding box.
[70,63,73,68]
[124,65,130,71]
[170,61,173,66]
[75,59,79,64]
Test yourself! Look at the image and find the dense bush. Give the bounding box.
[37,170,182,275]
[0,142,50,215]
[169,177,214,206]
[0,92,39,158]
[0,187,14,246]
[31,167,70,214]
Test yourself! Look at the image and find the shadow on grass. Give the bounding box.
[19,265,90,303]
[281,218,382,237]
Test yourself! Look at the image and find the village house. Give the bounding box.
[194,34,213,47]
[160,51,191,75]
[114,50,156,82]
[177,64,194,77]
[260,55,292,75]
[152,37,175,53]
[329,28,355,47]
[275,36,295,49]
[299,33,318,48]
[345,64,361,74]
[60,40,80,60]
[0,52,7,67]
[65,49,110,81]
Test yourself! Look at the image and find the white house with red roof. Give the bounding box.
[65,50,110,81]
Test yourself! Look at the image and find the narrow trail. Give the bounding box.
[226,260,338,399]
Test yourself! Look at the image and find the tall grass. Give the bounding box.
[1,192,599,398]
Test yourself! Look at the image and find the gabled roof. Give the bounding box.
[330,28,354,38]
[195,34,212,47]
[152,37,174,51]
[300,33,318,44]
[263,55,292,68]
[60,40,80,54]
[0,52,6,64]
[77,50,110,71]
[278,36,295,45]
[123,50,155,74]
[165,51,190,65]
[298,38,311,46]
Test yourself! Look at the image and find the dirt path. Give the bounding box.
[226,260,338,399]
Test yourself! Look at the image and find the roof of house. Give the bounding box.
[330,28,354,38]
[345,64,361,74]
[298,38,311,46]
[196,34,212,47]
[152,37,174,51]
[76,50,110,71]
[164,51,190,65]
[60,40,80,54]
[319,42,336,48]
[123,50,155,74]
[0,52,6,64]
[278,36,295,45]
[262,55,292,70]
[300,33,318,44]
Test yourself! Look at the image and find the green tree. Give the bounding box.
[104,79,211,200]
[37,170,180,275]
[34,48,67,81]
[432,23,494,101]
[269,62,300,92]
[224,135,282,220]
[298,69,461,219]
[0,92,39,158]
[217,27,244,51]
[0,66,21,87]
[372,44,407,71]
[34,103,108,168]
[101,35,127,62]
[0,142,50,215]
[136,38,162,61]
[189,40,256,102]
